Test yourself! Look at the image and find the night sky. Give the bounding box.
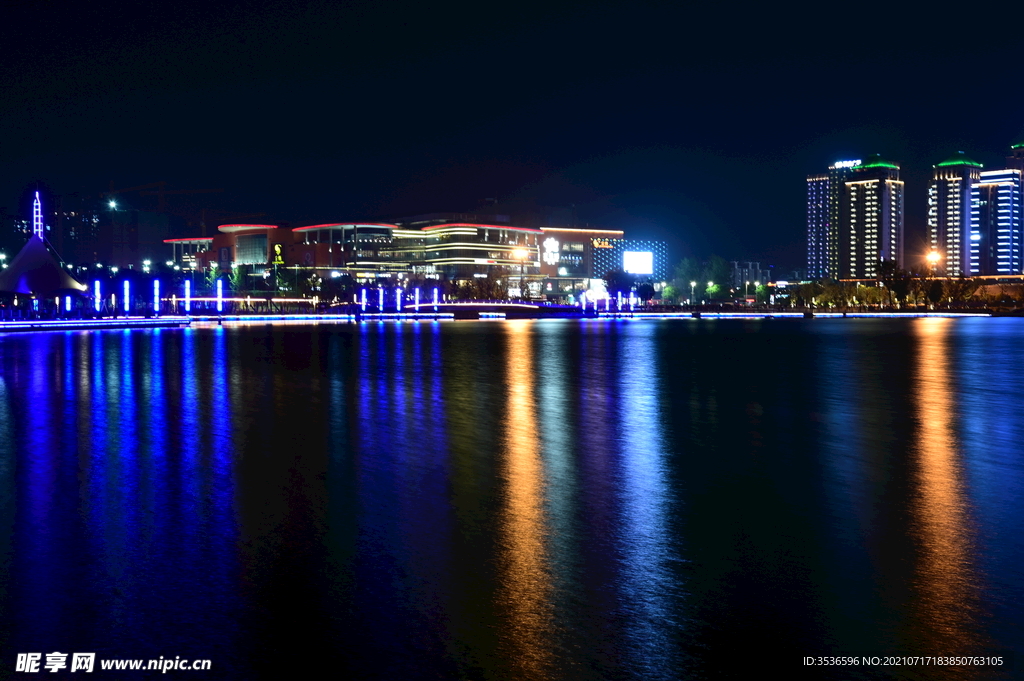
[3,0,1023,270]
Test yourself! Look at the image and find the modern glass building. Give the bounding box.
[162,215,661,301]
[841,154,904,279]
[806,173,830,279]
[806,159,861,280]
[929,152,983,276]
[970,169,1023,275]
[391,223,540,283]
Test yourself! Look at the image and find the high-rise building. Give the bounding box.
[841,154,904,279]
[928,152,982,276]
[970,168,1023,275]
[806,173,829,279]
[1006,139,1024,174]
[806,159,861,279]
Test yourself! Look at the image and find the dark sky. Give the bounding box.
[3,0,1023,269]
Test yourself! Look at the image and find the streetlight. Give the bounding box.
[707,280,714,304]
[690,280,696,304]
[745,280,750,297]
[108,200,117,209]
[513,248,529,300]
[926,250,941,275]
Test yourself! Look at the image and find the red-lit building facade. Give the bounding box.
[163,219,663,301]
[170,221,543,287]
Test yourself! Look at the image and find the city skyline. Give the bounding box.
[10,137,1024,284]
[809,141,1024,279]
[4,1,1024,271]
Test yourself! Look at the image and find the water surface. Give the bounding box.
[0,318,1021,679]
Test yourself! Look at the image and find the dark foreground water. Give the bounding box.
[0,318,1021,680]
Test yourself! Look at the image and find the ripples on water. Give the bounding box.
[0,319,1021,679]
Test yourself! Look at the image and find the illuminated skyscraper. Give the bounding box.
[806,173,829,279]
[1007,139,1024,174]
[970,168,1023,275]
[841,154,904,279]
[806,159,860,279]
[928,152,982,276]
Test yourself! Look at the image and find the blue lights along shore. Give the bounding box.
[0,310,994,334]
[596,311,992,319]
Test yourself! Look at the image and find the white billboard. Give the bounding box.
[623,251,653,275]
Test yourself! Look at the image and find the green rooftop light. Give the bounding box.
[855,153,899,170]
[935,151,983,168]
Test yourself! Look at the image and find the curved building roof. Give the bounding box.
[856,154,899,170]
[422,222,544,233]
[935,151,983,168]
[217,224,278,233]
[292,223,398,232]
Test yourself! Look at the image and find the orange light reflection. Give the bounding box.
[497,321,554,679]
[910,318,983,660]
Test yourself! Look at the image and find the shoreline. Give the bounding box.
[0,309,1002,333]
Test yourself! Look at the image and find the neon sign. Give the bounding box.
[33,192,43,239]
[543,238,560,265]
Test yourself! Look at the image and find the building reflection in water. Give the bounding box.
[910,318,985,661]
[614,322,677,678]
[497,321,554,678]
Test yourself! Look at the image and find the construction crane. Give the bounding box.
[101,181,167,201]
[199,210,267,237]
[140,187,223,212]
[101,181,223,212]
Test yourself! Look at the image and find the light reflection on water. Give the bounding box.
[613,322,679,678]
[497,321,554,678]
[0,320,1020,680]
[906,319,987,679]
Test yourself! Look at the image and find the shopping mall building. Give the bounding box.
[164,218,668,300]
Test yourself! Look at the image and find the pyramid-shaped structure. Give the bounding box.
[0,235,87,295]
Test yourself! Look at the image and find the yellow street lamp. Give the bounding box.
[513,248,529,299]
